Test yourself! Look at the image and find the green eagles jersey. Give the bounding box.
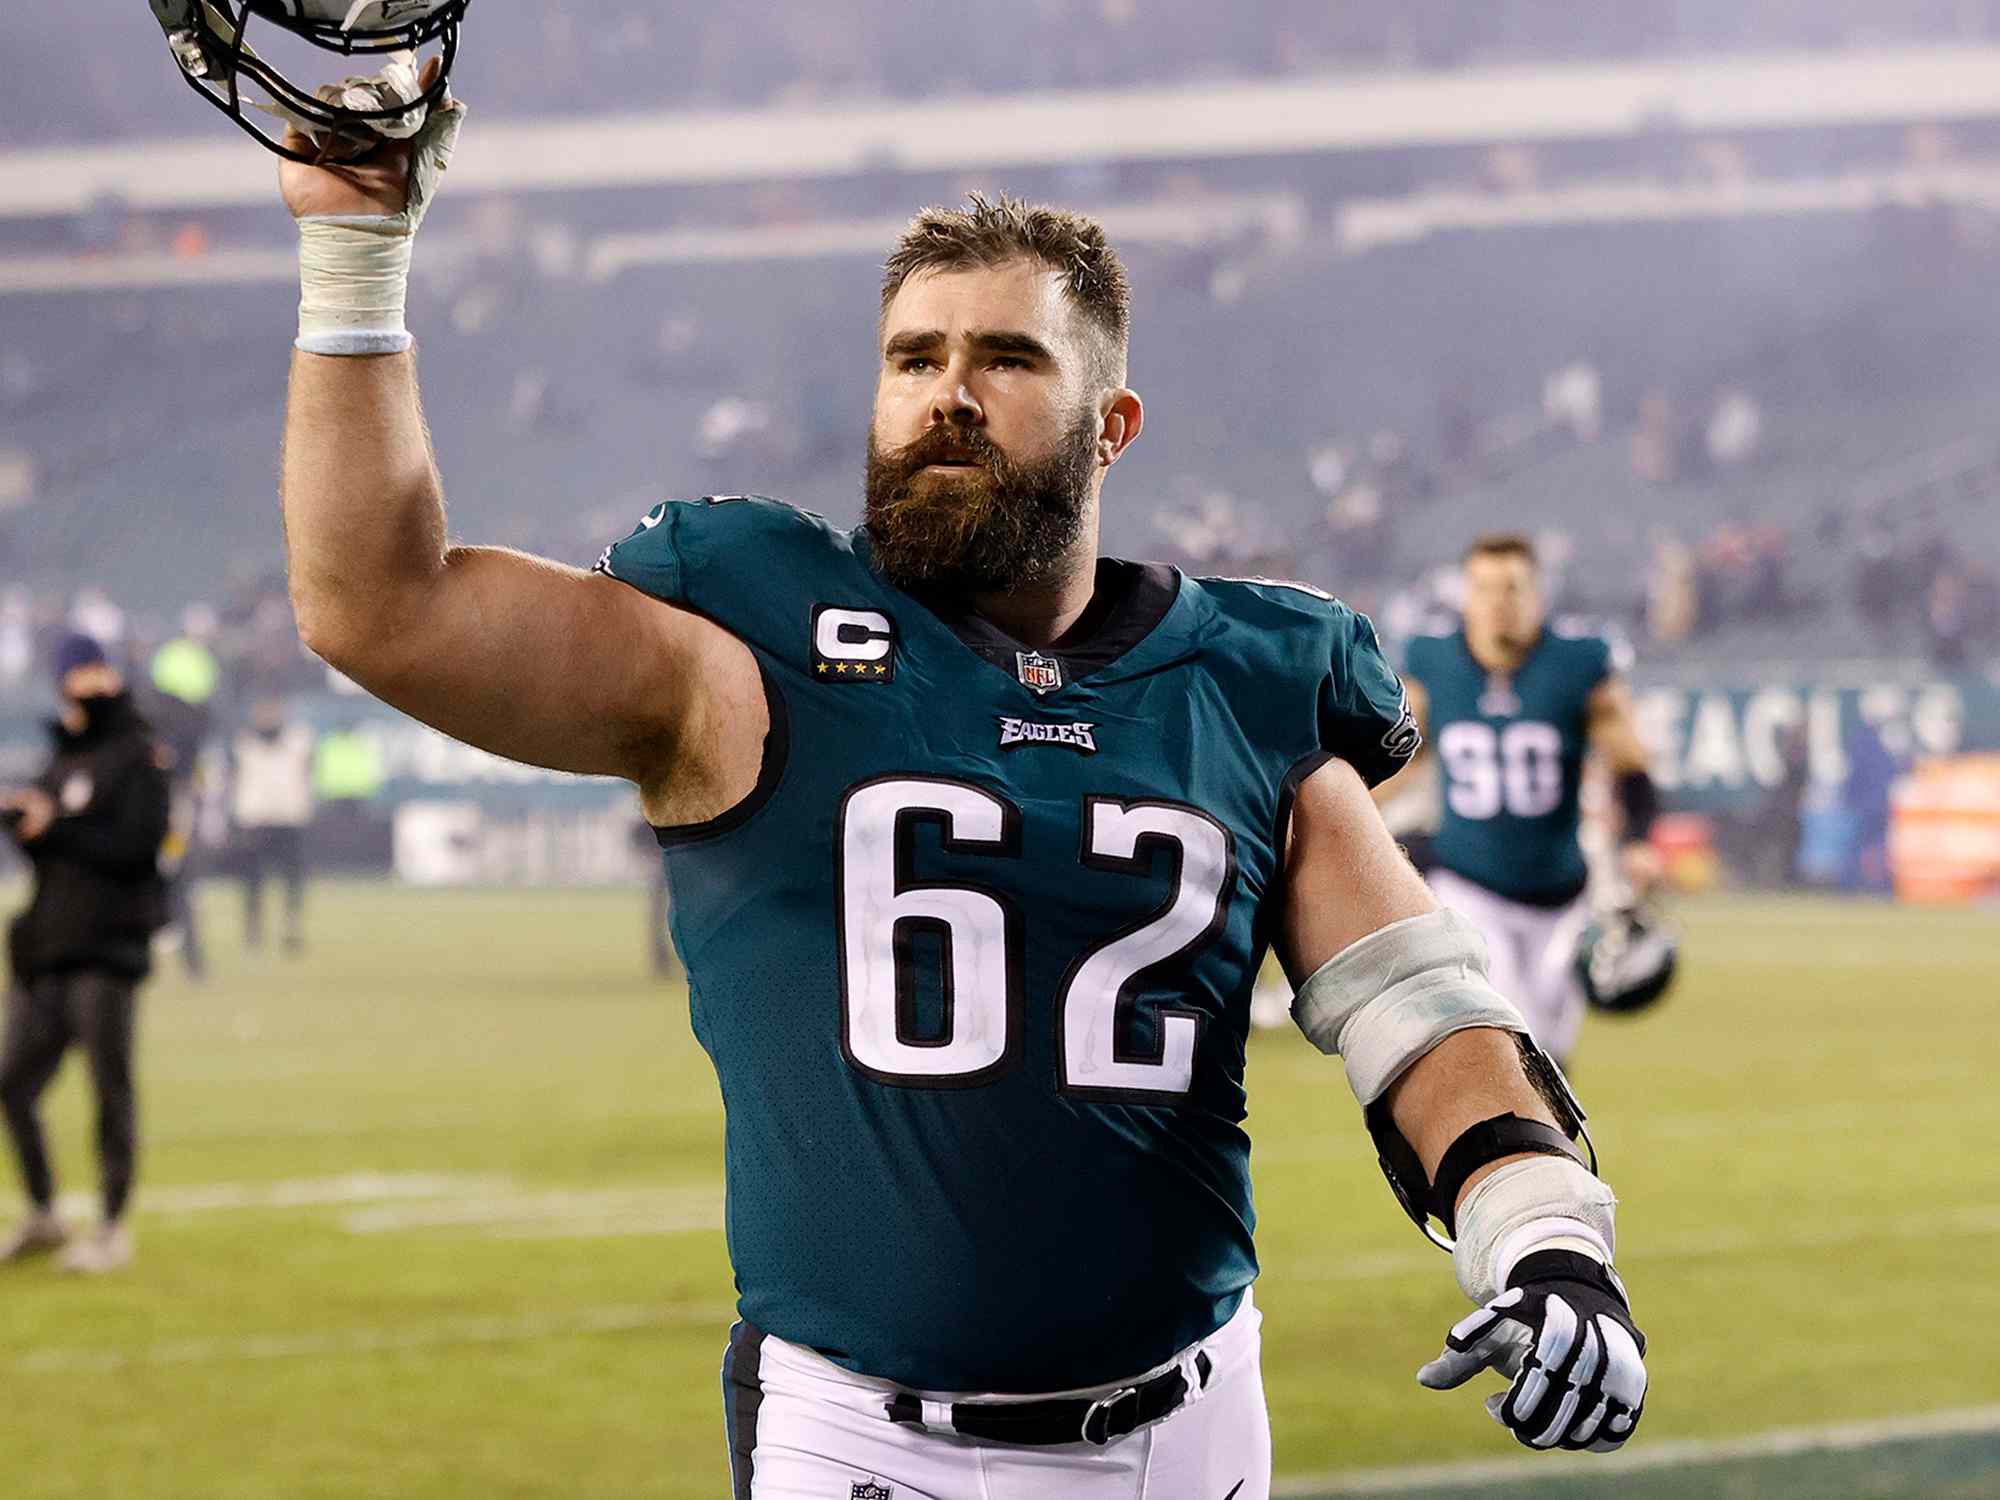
[595,497,1416,1393]
[1403,619,1627,905]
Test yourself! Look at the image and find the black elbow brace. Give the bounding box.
[1365,1034,1597,1246]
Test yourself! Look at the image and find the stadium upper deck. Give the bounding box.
[15,0,2000,149]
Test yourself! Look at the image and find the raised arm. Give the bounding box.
[276,96,763,825]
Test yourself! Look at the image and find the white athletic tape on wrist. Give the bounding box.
[1289,908,1528,1105]
[1452,1156,1617,1306]
[297,217,415,355]
[293,96,464,357]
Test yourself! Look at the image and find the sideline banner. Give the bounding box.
[1628,667,2000,810]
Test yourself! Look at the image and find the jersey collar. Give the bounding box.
[855,529,1186,697]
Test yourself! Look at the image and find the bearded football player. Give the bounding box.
[156,6,1652,1491]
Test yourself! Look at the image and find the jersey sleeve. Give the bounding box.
[1552,615,1632,690]
[1399,629,1443,685]
[592,495,846,660]
[1321,606,1421,787]
[592,501,684,600]
[593,495,799,607]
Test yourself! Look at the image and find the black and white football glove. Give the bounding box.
[1418,1250,1648,1452]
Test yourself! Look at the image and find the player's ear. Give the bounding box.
[1097,388,1143,467]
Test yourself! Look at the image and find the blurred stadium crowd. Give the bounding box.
[15,0,2000,144]
[6,201,1997,678]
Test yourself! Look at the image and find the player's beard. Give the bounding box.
[863,410,1099,594]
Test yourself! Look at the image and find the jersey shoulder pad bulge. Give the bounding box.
[1550,614,1633,678]
[1189,576,1417,786]
[1322,598,1420,786]
[595,496,860,653]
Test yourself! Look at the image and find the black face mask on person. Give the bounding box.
[863,407,1100,595]
[60,687,130,738]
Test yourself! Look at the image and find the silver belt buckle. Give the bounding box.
[1080,1385,1140,1447]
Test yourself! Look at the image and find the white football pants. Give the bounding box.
[725,1291,1270,1499]
[1428,868,1593,1063]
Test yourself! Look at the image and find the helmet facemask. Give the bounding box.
[150,0,468,162]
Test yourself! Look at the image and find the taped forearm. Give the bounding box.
[1452,1156,1618,1305]
[1290,907,1528,1104]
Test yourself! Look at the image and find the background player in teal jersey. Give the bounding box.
[1383,535,1664,1064]
[272,88,1650,1496]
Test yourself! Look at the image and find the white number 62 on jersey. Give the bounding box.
[836,777,1234,1102]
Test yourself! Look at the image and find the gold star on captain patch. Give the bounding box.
[815,663,828,674]
[835,663,849,673]
[872,664,888,675]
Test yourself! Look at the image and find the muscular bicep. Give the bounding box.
[337,545,766,817]
[1587,675,1652,774]
[1278,755,1438,984]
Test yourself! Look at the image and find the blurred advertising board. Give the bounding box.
[1889,755,2000,904]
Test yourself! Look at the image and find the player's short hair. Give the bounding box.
[1463,533,1540,570]
[881,192,1131,385]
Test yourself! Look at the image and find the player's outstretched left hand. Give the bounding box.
[1417,1250,1647,1452]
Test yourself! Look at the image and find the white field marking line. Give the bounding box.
[1634,1097,1993,1143]
[1252,1089,1993,1167]
[145,1119,508,1144]
[9,1302,738,1376]
[1684,942,1996,968]
[145,1107,714,1145]
[1696,913,1993,932]
[339,1186,723,1236]
[57,1172,512,1222]
[1282,1202,2000,1283]
[483,1213,723,1240]
[1273,1403,2000,1495]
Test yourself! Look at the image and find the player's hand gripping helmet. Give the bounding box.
[1572,906,1679,1015]
[149,1,469,162]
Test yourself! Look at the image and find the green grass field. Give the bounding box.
[2,883,1994,1498]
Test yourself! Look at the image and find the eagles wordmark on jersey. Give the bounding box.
[596,495,1415,1394]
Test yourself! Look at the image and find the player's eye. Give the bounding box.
[898,357,936,373]
[991,356,1029,370]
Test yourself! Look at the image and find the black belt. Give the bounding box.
[885,1349,1212,1448]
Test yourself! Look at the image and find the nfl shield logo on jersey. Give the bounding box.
[1015,650,1063,693]
[851,1483,893,1500]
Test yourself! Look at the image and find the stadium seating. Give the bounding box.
[4,204,1998,682]
[13,3,2000,148]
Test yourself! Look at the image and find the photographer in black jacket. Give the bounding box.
[1,634,168,1274]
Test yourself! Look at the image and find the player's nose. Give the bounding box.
[926,367,984,428]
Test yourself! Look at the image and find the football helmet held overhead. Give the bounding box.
[149,0,469,162]
[1573,906,1678,1015]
